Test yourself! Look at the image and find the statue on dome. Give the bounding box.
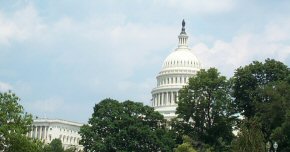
[182,19,185,27]
[181,19,186,34]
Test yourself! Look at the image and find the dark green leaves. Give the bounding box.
[79,99,175,152]
[175,68,236,151]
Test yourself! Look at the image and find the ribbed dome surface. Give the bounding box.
[162,48,201,70]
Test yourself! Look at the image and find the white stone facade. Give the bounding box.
[151,20,201,120]
[27,118,83,150]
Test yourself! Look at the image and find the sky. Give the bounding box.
[1,0,290,123]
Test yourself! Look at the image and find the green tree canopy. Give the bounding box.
[174,135,197,152]
[231,118,265,152]
[257,80,290,151]
[79,99,176,152]
[175,68,236,151]
[43,139,64,152]
[232,59,290,118]
[50,139,64,152]
[0,91,43,152]
[232,59,290,151]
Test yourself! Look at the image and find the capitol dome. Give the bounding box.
[162,48,201,70]
[151,20,201,120]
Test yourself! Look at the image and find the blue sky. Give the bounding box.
[1,0,290,123]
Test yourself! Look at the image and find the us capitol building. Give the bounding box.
[26,20,200,150]
[151,20,201,120]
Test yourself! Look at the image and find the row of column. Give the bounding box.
[158,76,189,86]
[60,135,80,144]
[179,36,187,46]
[152,91,179,107]
[27,126,49,141]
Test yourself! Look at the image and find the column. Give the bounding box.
[163,93,166,105]
[160,93,163,106]
[43,126,47,142]
[166,92,169,105]
[46,126,49,140]
[170,91,173,105]
[30,126,33,138]
[176,92,179,102]
[152,95,154,106]
[155,94,157,106]
[157,93,159,106]
[39,126,43,140]
[160,93,162,106]
[153,95,155,106]
[173,92,176,104]
[35,126,38,139]
[153,94,156,106]
[169,92,171,105]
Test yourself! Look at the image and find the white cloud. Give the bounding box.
[193,20,290,77]
[0,3,46,45]
[0,81,13,92]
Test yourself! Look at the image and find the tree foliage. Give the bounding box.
[231,118,266,152]
[258,80,290,151]
[64,146,79,152]
[233,59,290,118]
[79,99,175,152]
[175,68,236,151]
[232,59,290,151]
[0,91,43,152]
[174,135,197,152]
[51,139,64,152]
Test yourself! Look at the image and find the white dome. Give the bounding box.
[162,48,201,70]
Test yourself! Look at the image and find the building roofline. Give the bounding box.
[33,118,83,127]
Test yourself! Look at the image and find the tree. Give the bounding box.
[232,59,290,118]
[0,91,43,152]
[271,109,290,152]
[50,139,64,152]
[257,80,290,151]
[79,99,176,152]
[175,68,236,151]
[174,135,197,152]
[231,118,266,152]
[64,146,78,152]
[233,59,290,150]
[43,139,64,152]
[7,135,44,152]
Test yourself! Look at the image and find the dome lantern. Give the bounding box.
[178,19,188,48]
